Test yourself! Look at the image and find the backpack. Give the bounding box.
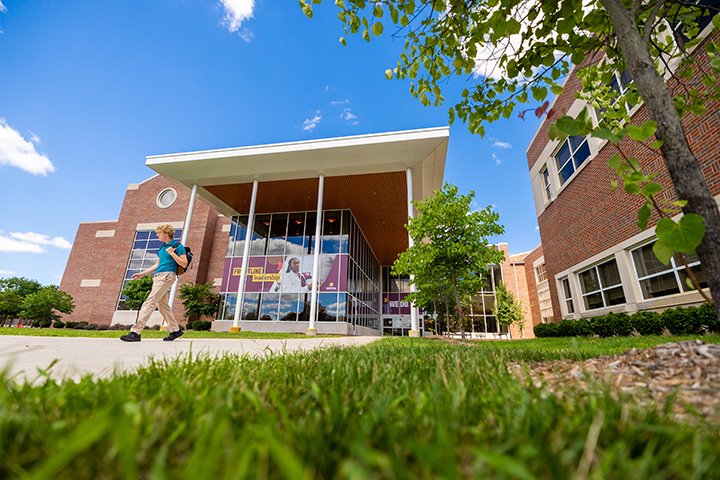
[172,242,193,275]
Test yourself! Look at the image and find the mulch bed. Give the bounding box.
[510,340,720,423]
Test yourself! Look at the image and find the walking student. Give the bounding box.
[120,224,187,342]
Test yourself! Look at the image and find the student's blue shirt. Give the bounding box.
[156,240,186,274]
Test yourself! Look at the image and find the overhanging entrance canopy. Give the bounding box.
[145,127,449,265]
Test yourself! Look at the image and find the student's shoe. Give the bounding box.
[120,332,141,342]
[163,328,184,342]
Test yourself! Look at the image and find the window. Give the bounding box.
[672,0,720,47]
[540,166,551,201]
[156,188,177,209]
[560,277,575,314]
[631,242,706,299]
[578,259,626,310]
[555,135,591,185]
[535,263,547,283]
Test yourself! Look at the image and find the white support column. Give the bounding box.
[166,184,197,330]
[406,168,421,338]
[307,175,324,336]
[231,180,259,333]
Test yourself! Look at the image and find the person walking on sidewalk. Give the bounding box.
[120,224,187,342]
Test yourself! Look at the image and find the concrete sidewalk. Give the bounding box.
[0,335,381,383]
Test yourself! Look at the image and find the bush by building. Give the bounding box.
[535,304,719,338]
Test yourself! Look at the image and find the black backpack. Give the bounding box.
[174,243,193,275]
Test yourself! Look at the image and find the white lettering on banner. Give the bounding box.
[388,301,410,308]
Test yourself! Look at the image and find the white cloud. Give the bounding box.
[0,119,55,175]
[10,231,72,249]
[237,28,254,42]
[492,152,502,165]
[302,111,322,132]
[0,236,45,253]
[492,139,512,149]
[341,108,358,125]
[0,269,15,276]
[330,99,349,106]
[219,0,255,33]
[534,225,540,231]
[0,1,6,13]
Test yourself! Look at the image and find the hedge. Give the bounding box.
[535,303,719,338]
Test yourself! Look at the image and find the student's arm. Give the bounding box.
[133,259,159,279]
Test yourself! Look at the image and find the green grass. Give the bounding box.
[0,327,339,339]
[1,337,719,478]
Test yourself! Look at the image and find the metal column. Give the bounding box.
[406,168,421,338]
[231,180,259,333]
[307,175,324,336]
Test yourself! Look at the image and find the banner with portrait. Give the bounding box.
[222,254,348,294]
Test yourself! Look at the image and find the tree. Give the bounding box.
[121,276,153,322]
[179,283,220,322]
[493,282,525,339]
[20,285,74,327]
[393,183,505,340]
[0,277,42,324]
[302,0,720,308]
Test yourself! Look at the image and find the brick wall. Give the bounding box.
[499,244,537,338]
[60,176,224,325]
[530,33,720,320]
[522,244,544,329]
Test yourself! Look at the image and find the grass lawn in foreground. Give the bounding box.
[1,336,718,478]
[0,327,340,339]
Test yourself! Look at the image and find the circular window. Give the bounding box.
[156,188,177,209]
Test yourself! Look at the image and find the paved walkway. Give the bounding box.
[0,335,381,383]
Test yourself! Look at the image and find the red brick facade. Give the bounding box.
[527,33,720,320]
[59,176,227,325]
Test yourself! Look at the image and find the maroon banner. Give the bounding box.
[382,293,411,315]
[222,254,348,293]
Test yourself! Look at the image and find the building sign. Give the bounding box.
[222,254,348,293]
[382,293,411,315]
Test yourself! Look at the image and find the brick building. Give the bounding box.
[526,33,718,322]
[61,127,540,336]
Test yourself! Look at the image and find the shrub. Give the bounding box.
[534,322,559,338]
[52,320,65,329]
[589,315,615,337]
[187,320,212,331]
[31,318,52,328]
[695,303,720,333]
[662,307,703,335]
[71,321,89,330]
[630,311,663,335]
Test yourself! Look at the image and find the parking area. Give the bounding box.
[0,335,381,383]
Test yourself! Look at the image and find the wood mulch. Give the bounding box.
[509,340,720,423]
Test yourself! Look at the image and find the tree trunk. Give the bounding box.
[452,274,466,341]
[600,0,720,307]
[445,301,450,337]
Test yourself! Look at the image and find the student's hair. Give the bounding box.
[155,224,175,238]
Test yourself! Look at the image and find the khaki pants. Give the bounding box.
[131,272,180,334]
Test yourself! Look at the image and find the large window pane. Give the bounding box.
[241,293,260,320]
[259,293,280,320]
[317,293,339,321]
[598,260,621,288]
[584,292,604,310]
[579,268,600,294]
[267,213,288,255]
[640,273,681,299]
[632,244,667,277]
[279,293,300,321]
[251,215,270,255]
[603,286,626,306]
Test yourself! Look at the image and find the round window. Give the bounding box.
[156,188,177,209]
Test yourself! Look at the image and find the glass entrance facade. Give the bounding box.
[218,209,381,330]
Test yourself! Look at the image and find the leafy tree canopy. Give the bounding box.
[303,0,720,309]
[393,183,505,338]
[493,282,525,338]
[121,276,153,311]
[20,285,75,324]
[0,277,44,321]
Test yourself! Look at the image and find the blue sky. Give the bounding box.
[0,0,542,286]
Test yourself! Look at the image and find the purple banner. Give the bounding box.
[382,293,411,315]
[222,254,348,293]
